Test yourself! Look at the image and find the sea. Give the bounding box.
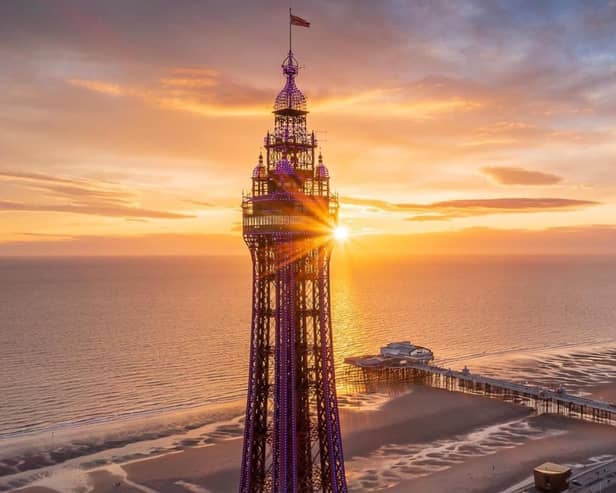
[1,255,616,490]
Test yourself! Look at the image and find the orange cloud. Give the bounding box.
[348,225,616,256]
[341,196,397,211]
[68,79,125,96]
[313,87,483,118]
[342,195,599,221]
[3,226,616,256]
[67,68,485,121]
[482,166,563,185]
[0,170,193,219]
[0,200,194,219]
[0,233,245,256]
[159,67,219,89]
[0,170,132,203]
[67,69,272,117]
[184,199,216,207]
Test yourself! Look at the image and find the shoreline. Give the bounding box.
[12,386,528,492]
[14,382,616,493]
[6,353,616,493]
[104,386,534,493]
[3,341,614,471]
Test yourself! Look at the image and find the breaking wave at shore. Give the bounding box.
[0,404,244,492]
[0,391,394,491]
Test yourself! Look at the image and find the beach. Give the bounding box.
[14,381,616,493]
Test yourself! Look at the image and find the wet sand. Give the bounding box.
[14,383,616,493]
[121,386,616,493]
[387,415,616,493]
[13,489,57,493]
[117,386,531,493]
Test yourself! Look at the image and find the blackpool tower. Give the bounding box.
[239,15,348,493]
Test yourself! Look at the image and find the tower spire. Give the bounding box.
[289,7,292,54]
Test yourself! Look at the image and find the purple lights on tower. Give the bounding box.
[239,47,347,492]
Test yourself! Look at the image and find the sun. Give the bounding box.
[333,225,349,242]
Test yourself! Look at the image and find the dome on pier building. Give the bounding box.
[252,153,266,179]
[274,52,307,114]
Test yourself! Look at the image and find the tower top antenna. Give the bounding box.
[289,7,292,54]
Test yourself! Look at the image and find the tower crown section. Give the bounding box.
[274,53,307,113]
[242,50,338,238]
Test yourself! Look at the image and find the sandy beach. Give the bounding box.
[118,386,530,493]
[14,381,616,493]
[387,416,616,493]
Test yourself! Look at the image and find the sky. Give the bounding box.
[1,0,616,255]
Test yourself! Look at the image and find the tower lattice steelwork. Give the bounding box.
[240,47,347,493]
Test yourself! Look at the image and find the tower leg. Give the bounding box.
[241,240,347,493]
[240,242,273,493]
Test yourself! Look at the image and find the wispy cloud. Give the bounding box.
[481,166,563,186]
[67,79,125,96]
[341,196,398,211]
[0,200,193,219]
[312,85,484,118]
[348,225,616,255]
[67,67,273,117]
[0,170,130,202]
[0,170,193,219]
[0,233,245,256]
[184,199,216,207]
[68,73,486,120]
[3,225,616,256]
[342,195,599,221]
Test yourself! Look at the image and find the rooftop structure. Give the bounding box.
[533,463,571,493]
[380,341,434,362]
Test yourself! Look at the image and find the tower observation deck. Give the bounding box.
[239,46,347,492]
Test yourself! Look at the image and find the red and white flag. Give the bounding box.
[290,14,310,28]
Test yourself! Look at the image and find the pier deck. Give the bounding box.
[344,356,616,426]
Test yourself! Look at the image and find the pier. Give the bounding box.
[344,356,616,427]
